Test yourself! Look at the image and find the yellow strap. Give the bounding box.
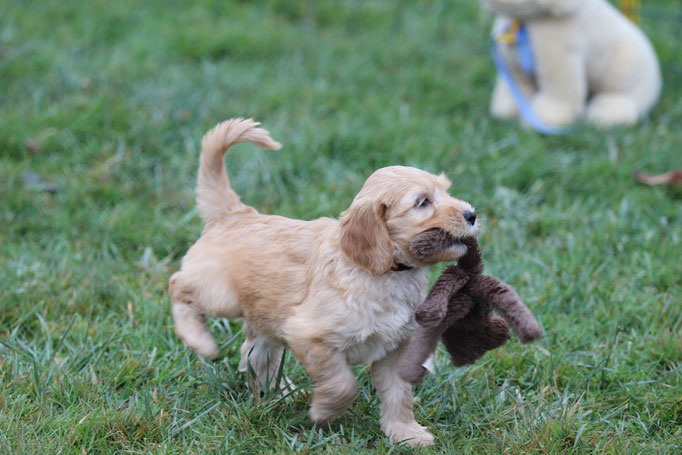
[497,19,522,45]
[619,0,641,24]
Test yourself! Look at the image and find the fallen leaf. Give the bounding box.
[633,170,682,186]
[24,139,42,154]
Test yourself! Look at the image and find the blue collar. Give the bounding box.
[492,21,565,135]
[515,23,536,76]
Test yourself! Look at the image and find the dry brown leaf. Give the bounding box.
[24,139,42,154]
[633,170,682,186]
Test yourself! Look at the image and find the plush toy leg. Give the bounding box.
[470,275,542,343]
[486,316,511,349]
[415,265,470,328]
[586,93,638,127]
[442,293,478,327]
[400,290,479,384]
[398,324,447,385]
[442,312,510,366]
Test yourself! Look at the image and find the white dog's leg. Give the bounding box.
[490,74,535,119]
[491,76,518,119]
[531,91,584,127]
[529,27,587,127]
[586,93,638,127]
[371,344,435,447]
[239,329,292,392]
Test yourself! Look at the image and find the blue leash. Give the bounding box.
[491,23,565,135]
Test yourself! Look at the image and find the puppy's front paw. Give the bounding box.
[491,89,518,119]
[531,94,579,127]
[384,422,435,447]
[309,402,345,425]
[586,94,638,127]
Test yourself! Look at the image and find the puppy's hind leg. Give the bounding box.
[169,272,219,359]
[586,93,638,127]
[239,327,293,393]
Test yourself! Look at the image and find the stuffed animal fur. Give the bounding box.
[484,0,661,127]
[398,230,542,385]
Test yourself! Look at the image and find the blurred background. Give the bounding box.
[1,1,680,453]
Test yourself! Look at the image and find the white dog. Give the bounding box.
[485,0,661,128]
[169,119,479,446]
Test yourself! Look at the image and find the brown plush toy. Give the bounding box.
[398,229,542,385]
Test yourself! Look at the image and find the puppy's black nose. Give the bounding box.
[463,210,477,226]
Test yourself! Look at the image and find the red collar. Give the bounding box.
[391,262,413,272]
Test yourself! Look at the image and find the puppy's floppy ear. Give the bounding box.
[436,173,451,190]
[339,200,393,275]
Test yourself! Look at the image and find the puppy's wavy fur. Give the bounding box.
[170,119,479,446]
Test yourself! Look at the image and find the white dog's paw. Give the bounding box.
[586,94,638,127]
[383,421,435,447]
[531,94,580,127]
[491,83,519,119]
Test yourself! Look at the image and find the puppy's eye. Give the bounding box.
[415,197,432,208]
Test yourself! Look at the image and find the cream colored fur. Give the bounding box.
[169,119,480,446]
[485,0,661,127]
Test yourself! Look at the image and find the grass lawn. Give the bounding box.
[1,0,680,453]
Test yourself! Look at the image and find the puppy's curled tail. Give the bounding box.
[197,118,281,222]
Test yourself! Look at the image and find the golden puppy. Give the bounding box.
[170,119,479,446]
